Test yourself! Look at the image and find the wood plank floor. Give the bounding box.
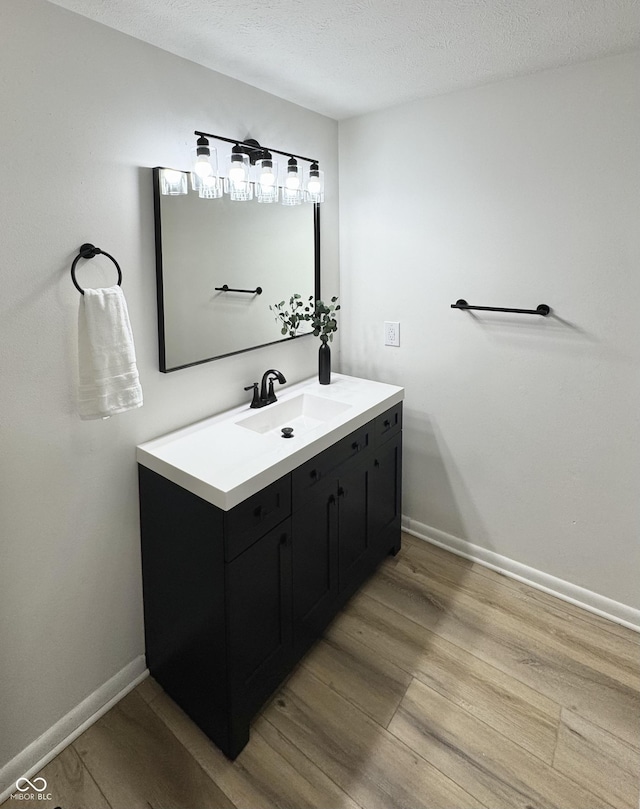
[4,534,639,809]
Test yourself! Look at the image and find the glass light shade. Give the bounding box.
[255,157,279,203]
[281,157,303,205]
[192,148,215,178]
[285,166,301,190]
[227,151,249,182]
[190,170,202,191]
[225,151,252,200]
[281,184,303,205]
[305,165,324,203]
[160,168,188,195]
[198,174,223,199]
[190,143,218,189]
[224,176,253,201]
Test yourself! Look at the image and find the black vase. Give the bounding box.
[319,342,331,385]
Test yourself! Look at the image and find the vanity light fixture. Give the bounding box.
[185,131,323,204]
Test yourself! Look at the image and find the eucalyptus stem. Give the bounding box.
[270,294,340,342]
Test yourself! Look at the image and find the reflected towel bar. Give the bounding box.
[451,299,550,316]
[215,284,263,295]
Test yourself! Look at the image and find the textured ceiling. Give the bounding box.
[46,0,640,119]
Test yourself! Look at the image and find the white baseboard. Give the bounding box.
[401,516,640,633]
[0,655,148,804]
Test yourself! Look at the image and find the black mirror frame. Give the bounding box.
[152,166,321,373]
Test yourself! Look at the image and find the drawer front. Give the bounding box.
[375,403,402,445]
[224,475,291,561]
[292,424,371,505]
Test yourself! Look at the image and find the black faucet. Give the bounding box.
[244,369,287,408]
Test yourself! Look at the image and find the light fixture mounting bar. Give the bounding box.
[194,131,318,165]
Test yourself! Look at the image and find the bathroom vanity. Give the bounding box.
[137,374,403,758]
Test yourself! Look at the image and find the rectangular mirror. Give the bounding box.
[153,167,320,372]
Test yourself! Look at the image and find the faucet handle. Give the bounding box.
[244,382,261,409]
[266,378,278,404]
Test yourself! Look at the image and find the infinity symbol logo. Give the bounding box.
[16,777,48,792]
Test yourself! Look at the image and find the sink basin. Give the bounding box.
[137,373,404,510]
[236,393,351,437]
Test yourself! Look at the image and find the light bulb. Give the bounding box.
[307,161,322,197]
[192,136,215,179]
[285,157,300,190]
[229,164,247,184]
[285,172,300,190]
[228,145,249,186]
[229,151,247,183]
[260,168,275,187]
[194,155,213,178]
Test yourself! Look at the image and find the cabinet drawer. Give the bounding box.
[224,475,291,561]
[375,403,402,445]
[292,424,371,505]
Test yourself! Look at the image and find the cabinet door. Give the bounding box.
[292,483,338,650]
[337,458,371,593]
[369,433,402,551]
[227,520,292,699]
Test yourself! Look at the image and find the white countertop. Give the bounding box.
[137,374,404,510]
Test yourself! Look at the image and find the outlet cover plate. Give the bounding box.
[384,321,400,347]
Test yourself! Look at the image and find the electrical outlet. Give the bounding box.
[384,321,400,347]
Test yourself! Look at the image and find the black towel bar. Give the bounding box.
[71,243,122,295]
[451,299,550,316]
[215,284,263,295]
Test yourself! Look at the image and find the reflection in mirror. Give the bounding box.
[153,168,319,372]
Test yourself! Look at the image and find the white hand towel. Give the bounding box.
[78,286,143,420]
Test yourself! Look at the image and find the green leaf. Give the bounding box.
[281,326,287,335]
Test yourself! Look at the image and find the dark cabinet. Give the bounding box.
[226,519,293,756]
[291,451,372,651]
[337,457,372,592]
[291,480,338,650]
[227,520,292,694]
[369,431,403,552]
[139,402,402,759]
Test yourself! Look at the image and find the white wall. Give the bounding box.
[0,0,338,779]
[340,52,640,610]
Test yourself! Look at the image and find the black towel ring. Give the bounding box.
[71,243,122,295]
